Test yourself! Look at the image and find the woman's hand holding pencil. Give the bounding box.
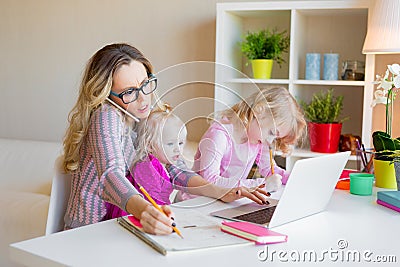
[126,193,175,236]
[138,185,184,238]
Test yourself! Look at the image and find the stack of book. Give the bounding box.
[377,191,400,213]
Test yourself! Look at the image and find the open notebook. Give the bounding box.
[117,208,251,255]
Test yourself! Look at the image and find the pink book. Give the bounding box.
[221,221,287,245]
[377,199,400,213]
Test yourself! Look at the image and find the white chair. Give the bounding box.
[45,155,71,235]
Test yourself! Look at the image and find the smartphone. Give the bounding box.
[105,98,140,122]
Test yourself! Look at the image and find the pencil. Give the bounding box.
[269,147,275,175]
[138,185,184,239]
[361,144,368,168]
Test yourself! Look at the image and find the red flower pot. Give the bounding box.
[308,122,342,153]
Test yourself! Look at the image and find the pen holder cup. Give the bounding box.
[356,148,374,172]
[350,173,374,196]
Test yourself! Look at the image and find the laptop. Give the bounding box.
[210,151,350,228]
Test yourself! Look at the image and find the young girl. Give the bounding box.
[106,103,270,218]
[182,87,306,200]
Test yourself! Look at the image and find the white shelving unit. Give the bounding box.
[215,0,375,170]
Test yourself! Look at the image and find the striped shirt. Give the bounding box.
[64,103,193,229]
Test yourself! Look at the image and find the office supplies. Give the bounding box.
[138,185,183,238]
[117,209,251,255]
[377,191,400,212]
[377,200,400,213]
[355,139,366,169]
[221,221,287,244]
[211,152,350,227]
[269,147,275,175]
[335,178,350,190]
[105,97,140,122]
[336,169,358,190]
[361,144,368,169]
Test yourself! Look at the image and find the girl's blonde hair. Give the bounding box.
[217,87,306,154]
[63,43,153,173]
[134,104,185,165]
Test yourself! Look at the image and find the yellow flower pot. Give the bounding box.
[251,59,273,79]
[373,159,397,189]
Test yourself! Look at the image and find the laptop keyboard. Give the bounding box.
[232,205,277,225]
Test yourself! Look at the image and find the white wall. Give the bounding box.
[1,0,398,143]
[0,0,250,142]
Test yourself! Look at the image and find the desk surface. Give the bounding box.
[10,188,400,267]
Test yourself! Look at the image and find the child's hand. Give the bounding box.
[219,185,270,205]
[264,173,283,193]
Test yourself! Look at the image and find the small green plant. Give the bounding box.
[301,88,348,123]
[240,28,290,67]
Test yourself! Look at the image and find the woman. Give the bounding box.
[63,43,268,234]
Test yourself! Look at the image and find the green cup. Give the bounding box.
[350,173,374,196]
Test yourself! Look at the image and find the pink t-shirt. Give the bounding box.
[132,154,173,205]
[192,120,289,188]
[104,154,173,220]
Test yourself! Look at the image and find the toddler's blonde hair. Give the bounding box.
[135,104,186,164]
[216,87,306,154]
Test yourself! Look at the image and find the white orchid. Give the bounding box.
[388,63,400,88]
[372,64,399,106]
[371,89,390,107]
[375,70,393,91]
[372,63,399,137]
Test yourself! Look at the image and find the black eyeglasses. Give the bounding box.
[110,74,157,104]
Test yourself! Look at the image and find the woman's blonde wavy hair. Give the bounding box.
[134,104,184,165]
[63,43,153,173]
[216,87,306,154]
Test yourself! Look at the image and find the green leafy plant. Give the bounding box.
[240,28,290,67]
[301,88,348,123]
[372,131,400,161]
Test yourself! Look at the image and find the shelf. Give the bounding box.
[293,80,365,86]
[227,78,290,84]
[276,148,357,161]
[215,0,374,168]
[228,79,364,86]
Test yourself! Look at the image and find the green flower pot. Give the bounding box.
[373,159,397,189]
[251,59,273,79]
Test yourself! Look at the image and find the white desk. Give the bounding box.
[10,188,400,267]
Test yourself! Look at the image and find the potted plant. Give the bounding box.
[301,88,348,153]
[240,28,289,79]
[372,131,400,189]
[371,64,400,189]
[394,153,400,190]
[374,145,400,190]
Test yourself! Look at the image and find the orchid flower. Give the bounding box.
[372,64,399,137]
[388,63,400,88]
[371,89,390,107]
